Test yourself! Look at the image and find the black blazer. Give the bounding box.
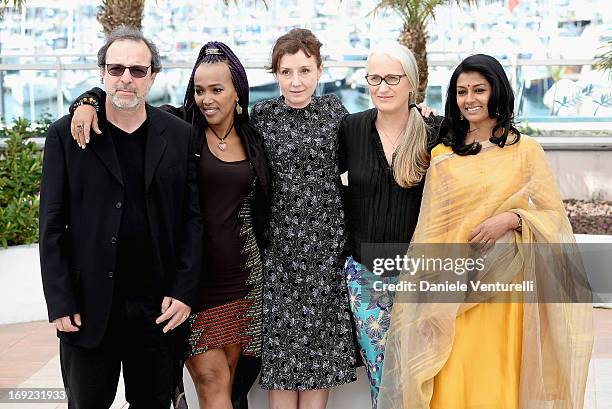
[39,104,203,348]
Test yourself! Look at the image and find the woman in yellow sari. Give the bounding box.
[379,54,593,409]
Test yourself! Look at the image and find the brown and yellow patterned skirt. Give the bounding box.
[186,295,262,359]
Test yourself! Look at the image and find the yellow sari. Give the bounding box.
[379,136,593,409]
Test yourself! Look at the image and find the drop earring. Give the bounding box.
[235,100,242,115]
[460,113,464,120]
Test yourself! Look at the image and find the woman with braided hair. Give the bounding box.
[69,41,269,409]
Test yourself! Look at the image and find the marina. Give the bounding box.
[0,0,610,124]
[0,2,611,409]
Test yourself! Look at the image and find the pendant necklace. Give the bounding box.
[209,121,234,151]
[378,122,402,150]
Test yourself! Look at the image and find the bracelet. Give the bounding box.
[72,96,100,112]
[514,213,522,231]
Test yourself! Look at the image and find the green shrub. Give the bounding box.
[0,117,49,247]
[518,124,543,136]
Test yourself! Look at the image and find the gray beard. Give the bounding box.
[109,93,142,111]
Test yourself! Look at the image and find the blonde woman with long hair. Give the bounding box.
[339,42,441,409]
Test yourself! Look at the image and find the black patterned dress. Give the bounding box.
[251,95,357,390]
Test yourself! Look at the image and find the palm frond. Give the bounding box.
[0,0,25,6]
[0,0,25,16]
[370,0,474,28]
[595,39,612,78]
[419,0,447,27]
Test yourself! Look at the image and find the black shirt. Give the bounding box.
[339,108,442,264]
[109,120,156,294]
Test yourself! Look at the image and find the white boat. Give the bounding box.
[62,72,101,103]
[3,72,57,104]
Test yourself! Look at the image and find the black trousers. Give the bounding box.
[60,291,185,409]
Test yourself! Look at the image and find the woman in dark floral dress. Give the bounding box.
[251,28,356,409]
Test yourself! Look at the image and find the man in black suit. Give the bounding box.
[39,26,202,409]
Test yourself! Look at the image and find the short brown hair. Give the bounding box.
[267,28,323,73]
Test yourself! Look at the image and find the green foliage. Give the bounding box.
[371,0,447,29]
[550,83,611,116]
[0,0,25,6]
[370,0,473,29]
[550,66,562,82]
[0,117,48,247]
[595,39,612,78]
[0,0,25,15]
[517,123,542,136]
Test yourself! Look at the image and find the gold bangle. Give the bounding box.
[514,213,522,231]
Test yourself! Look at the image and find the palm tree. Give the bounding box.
[372,0,473,102]
[97,0,146,35]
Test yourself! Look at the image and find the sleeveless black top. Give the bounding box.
[196,142,257,311]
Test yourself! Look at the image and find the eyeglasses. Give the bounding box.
[365,74,407,86]
[105,64,151,78]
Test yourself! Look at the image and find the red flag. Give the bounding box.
[508,0,519,12]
